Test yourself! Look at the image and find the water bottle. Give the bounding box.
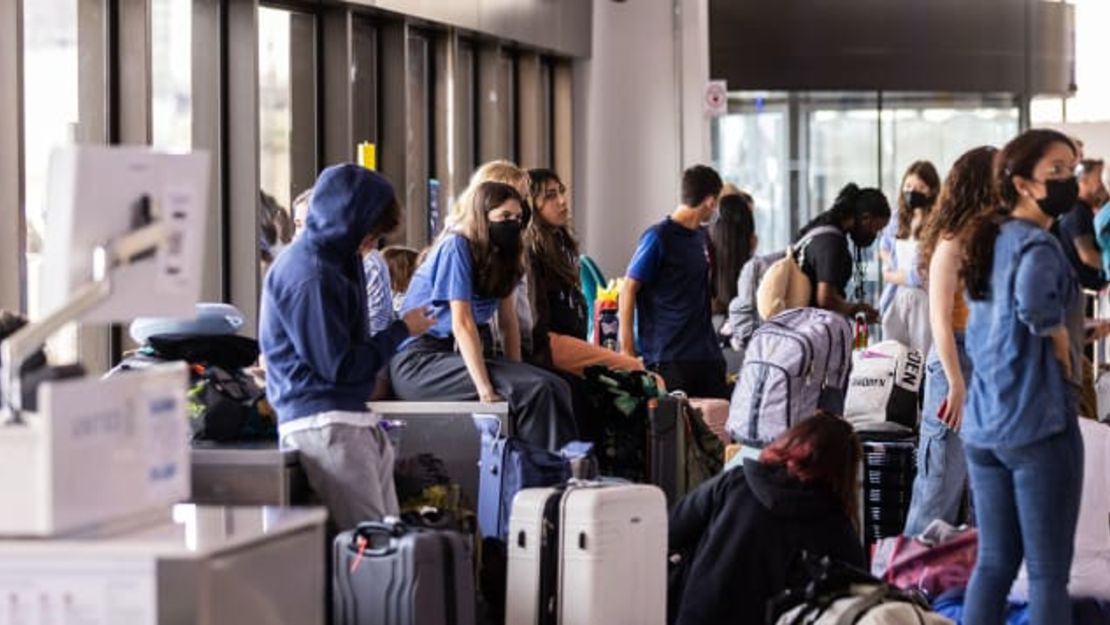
[598,302,620,352]
[854,312,869,350]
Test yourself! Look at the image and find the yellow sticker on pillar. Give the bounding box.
[358,142,376,171]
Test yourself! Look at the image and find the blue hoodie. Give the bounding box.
[260,164,410,424]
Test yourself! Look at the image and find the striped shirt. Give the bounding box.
[363,249,395,336]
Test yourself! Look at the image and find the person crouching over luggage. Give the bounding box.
[667,415,866,625]
[260,164,435,530]
[389,181,579,451]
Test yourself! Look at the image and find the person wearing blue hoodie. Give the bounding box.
[390,180,578,450]
[260,163,434,529]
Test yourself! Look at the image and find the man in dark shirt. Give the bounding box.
[1054,158,1110,420]
[1056,159,1108,293]
[620,165,729,399]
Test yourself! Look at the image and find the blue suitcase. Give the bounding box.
[474,415,592,541]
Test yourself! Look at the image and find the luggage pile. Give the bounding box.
[861,438,918,545]
[109,303,277,443]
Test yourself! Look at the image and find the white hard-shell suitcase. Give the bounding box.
[505,482,667,625]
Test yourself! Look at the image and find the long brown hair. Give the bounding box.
[710,192,755,314]
[895,161,941,240]
[759,415,862,530]
[455,181,527,298]
[918,146,998,280]
[525,168,580,289]
[961,129,1076,301]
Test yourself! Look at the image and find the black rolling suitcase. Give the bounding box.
[860,437,917,544]
[333,520,476,625]
[647,394,723,506]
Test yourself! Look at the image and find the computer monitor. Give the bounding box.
[38,145,210,324]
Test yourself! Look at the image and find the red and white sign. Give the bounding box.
[704,80,728,117]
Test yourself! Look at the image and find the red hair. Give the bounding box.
[759,414,862,528]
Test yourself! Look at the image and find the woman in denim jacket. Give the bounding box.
[959,129,1084,625]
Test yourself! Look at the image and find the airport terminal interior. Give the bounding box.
[4,0,1110,624]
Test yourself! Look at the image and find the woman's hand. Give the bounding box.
[938,378,966,431]
[477,384,505,404]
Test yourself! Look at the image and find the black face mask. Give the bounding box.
[903,190,931,210]
[488,220,523,257]
[1036,177,1079,218]
[850,229,878,249]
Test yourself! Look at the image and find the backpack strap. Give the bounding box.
[793,225,845,268]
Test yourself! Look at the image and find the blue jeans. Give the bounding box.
[963,421,1083,625]
[903,338,973,537]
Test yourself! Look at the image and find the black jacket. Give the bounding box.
[668,460,866,625]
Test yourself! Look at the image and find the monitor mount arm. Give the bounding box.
[0,218,167,425]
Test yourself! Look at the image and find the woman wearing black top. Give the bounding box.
[796,183,891,322]
[525,169,646,377]
[668,415,866,625]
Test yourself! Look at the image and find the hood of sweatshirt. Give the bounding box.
[743,459,842,520]
[303,163,395,258]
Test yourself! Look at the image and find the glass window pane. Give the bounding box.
[1032,96,1066,125]
[711,97,791,252]
[804,93,880,221]
[881,94,1019,195]
[22,0,79,361]
[259,7,292,211]
[151,0,192,152]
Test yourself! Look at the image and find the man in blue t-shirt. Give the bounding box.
[619,165,729,399]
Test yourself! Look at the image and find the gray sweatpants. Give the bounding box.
[282,422,399,530]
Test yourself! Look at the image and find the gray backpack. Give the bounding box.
[725,251,785,352]
[726,307,854,446]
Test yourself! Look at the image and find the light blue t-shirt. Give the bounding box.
[963,219,1078,450]
[878,216,924,314]
[400,233,500,341]
[1094,201,1110,278]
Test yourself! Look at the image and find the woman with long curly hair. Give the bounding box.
[524,168,646,376]
[901,146,997,537]
[959,129,1083,624]
[390,181,578,450]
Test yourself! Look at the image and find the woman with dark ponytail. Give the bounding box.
[958,129,1083,624]
[796,183,891,320]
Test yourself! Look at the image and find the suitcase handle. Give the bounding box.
[352,521,404,556]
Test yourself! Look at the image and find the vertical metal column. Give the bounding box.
[320,7,355,168]
[553,60,574,195]
[516,51,542,169]
[378,20,409,242]
[75,0,112,372]
[193,0,224,303]
[225,0,261,337]
[115,0,152,146]
[289,10,317,199]
[0,0,25,313]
